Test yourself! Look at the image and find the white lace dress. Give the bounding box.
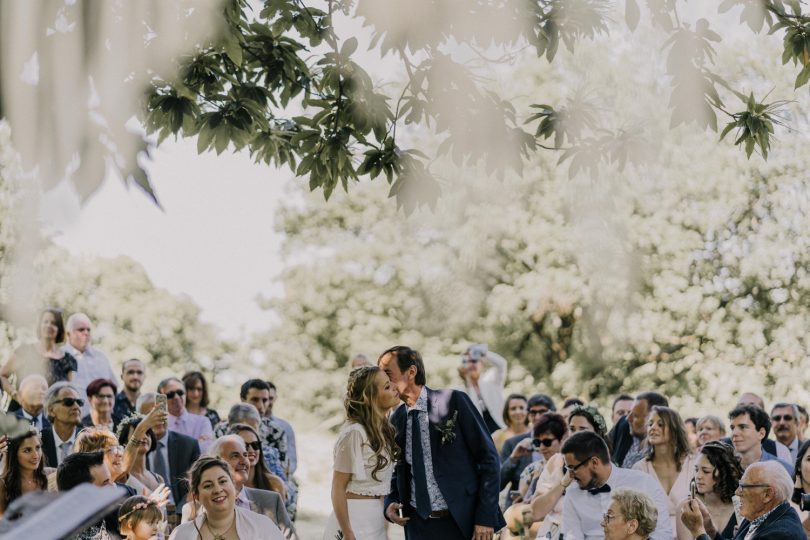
[322,423,393,540]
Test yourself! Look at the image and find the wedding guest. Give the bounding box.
[492,393,529,452]
[158,377,215,453]
[81,378,123,432]
[500,394,556,493]
[728,404,792,473]
[632,406,695,538]
[12,374,50,431]
[41,382,83,467]
[675,441,742,539]
[350,354,373,369]
[601,488,659,540]
[241,379,289,472]
[695,415,725,448]
[228,423,287,501]
[612,395,635,426]
[264,381,298,477]
[610,392,669,468]
[1,309,77,407]
[62,313,117,414]
[771,402,802,462]
[169,456,284,540]
[118,495,167,540]
[560,431,672,539]
[114,359,145,419]
[182,371,220,430]
[118,414,164,492]
[680,461,804,539]
[685,418,699,450]
[457,343,507,433]
[0,429,51,517]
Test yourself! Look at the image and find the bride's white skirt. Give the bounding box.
[322,498,388,540]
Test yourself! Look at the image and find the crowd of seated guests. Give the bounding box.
[0,308,299,539]
[494,387,810,540]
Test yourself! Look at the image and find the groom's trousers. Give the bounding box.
[404,508,466,540]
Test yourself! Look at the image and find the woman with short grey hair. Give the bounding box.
[602,488,658,540]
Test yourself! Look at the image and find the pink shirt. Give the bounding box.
[168,410,214,453]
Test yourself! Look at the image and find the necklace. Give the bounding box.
[205,511,235,540]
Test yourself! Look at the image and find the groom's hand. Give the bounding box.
[472,524,494,540]
[385,502,410,526]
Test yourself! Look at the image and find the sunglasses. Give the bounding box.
[166,390,185,399]
[245,441,261,451]
[461,358,480,365]
[104,445,125,456]
[563,455,593,475]
[528,408,549,416]
[772,415,794,422]
[55,398,85,407]
[532,438,557,448]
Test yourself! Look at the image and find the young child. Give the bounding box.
[118,495,166,540]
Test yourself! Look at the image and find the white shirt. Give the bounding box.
[460,351,507,429]
[62,344,117,415]
[562,464,673,540]
[52,426,77,466]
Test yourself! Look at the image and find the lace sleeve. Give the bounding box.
[333,426,367,480]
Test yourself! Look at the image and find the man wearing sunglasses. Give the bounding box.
[560,431,671,539]
[158,376,215,453]
[770,402,803,462]
[680,461,805,540]
[42,382,84,467]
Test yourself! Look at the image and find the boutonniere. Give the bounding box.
[435,410,458,445]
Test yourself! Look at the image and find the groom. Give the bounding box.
[379,346,506,540]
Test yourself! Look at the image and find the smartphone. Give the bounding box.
[509,489,521,500]
[689,478,696,499]
[396,506,405,519]
[156,393,168,413]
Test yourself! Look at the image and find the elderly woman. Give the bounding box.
[168,456,284,540]
[695,415,726,449]
[492,393,530,452]
[602,488,659,540]
[1,309,77,407]
[182,371,220,429]
[675,441,741,539]
[81,378,123,431]
[633,406,695,539]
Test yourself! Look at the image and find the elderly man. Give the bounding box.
[681,461,806,539]
[62,313,117,414]
[771,402,803,462]
[157,376,214,453]
[138,392,200,512]
[12,374,50,431]
[41,382,84,467]
[180,435,296,539]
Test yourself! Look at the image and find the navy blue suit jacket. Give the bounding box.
[384,387,506,538]
[699,502,806,540]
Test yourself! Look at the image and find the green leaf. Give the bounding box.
[340,37,358,57]
[795,63,810,89]
[719,121,736,141]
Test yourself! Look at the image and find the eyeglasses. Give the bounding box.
[165,390,185,399]
[528,408,549,416]
[532,438,557,448]
[602,511,617,524]
[104,445,125,456]
[461,358,480,365]
[772,415,794,422]
[563,456,593,475]
[245,441,261,451]
[55,398,85,407]
[737,483,771,490]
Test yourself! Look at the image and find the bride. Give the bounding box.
[323,365,401,540]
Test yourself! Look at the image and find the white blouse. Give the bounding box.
[333,423,393,497]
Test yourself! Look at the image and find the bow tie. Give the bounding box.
[588,484,611,495]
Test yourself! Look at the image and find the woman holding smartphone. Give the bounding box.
[323,365,400,540]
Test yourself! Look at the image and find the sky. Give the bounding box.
[41,138,294,338]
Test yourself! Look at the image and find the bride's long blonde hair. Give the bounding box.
[345,366,400,481]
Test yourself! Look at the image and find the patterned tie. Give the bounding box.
[409,410,431,519]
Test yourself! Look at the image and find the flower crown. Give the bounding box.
[115,411,146,440]
[118,498,159,522]
[570,404,608,437]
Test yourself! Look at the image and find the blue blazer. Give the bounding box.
[701,502,807,540]
[384,387,506,538]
